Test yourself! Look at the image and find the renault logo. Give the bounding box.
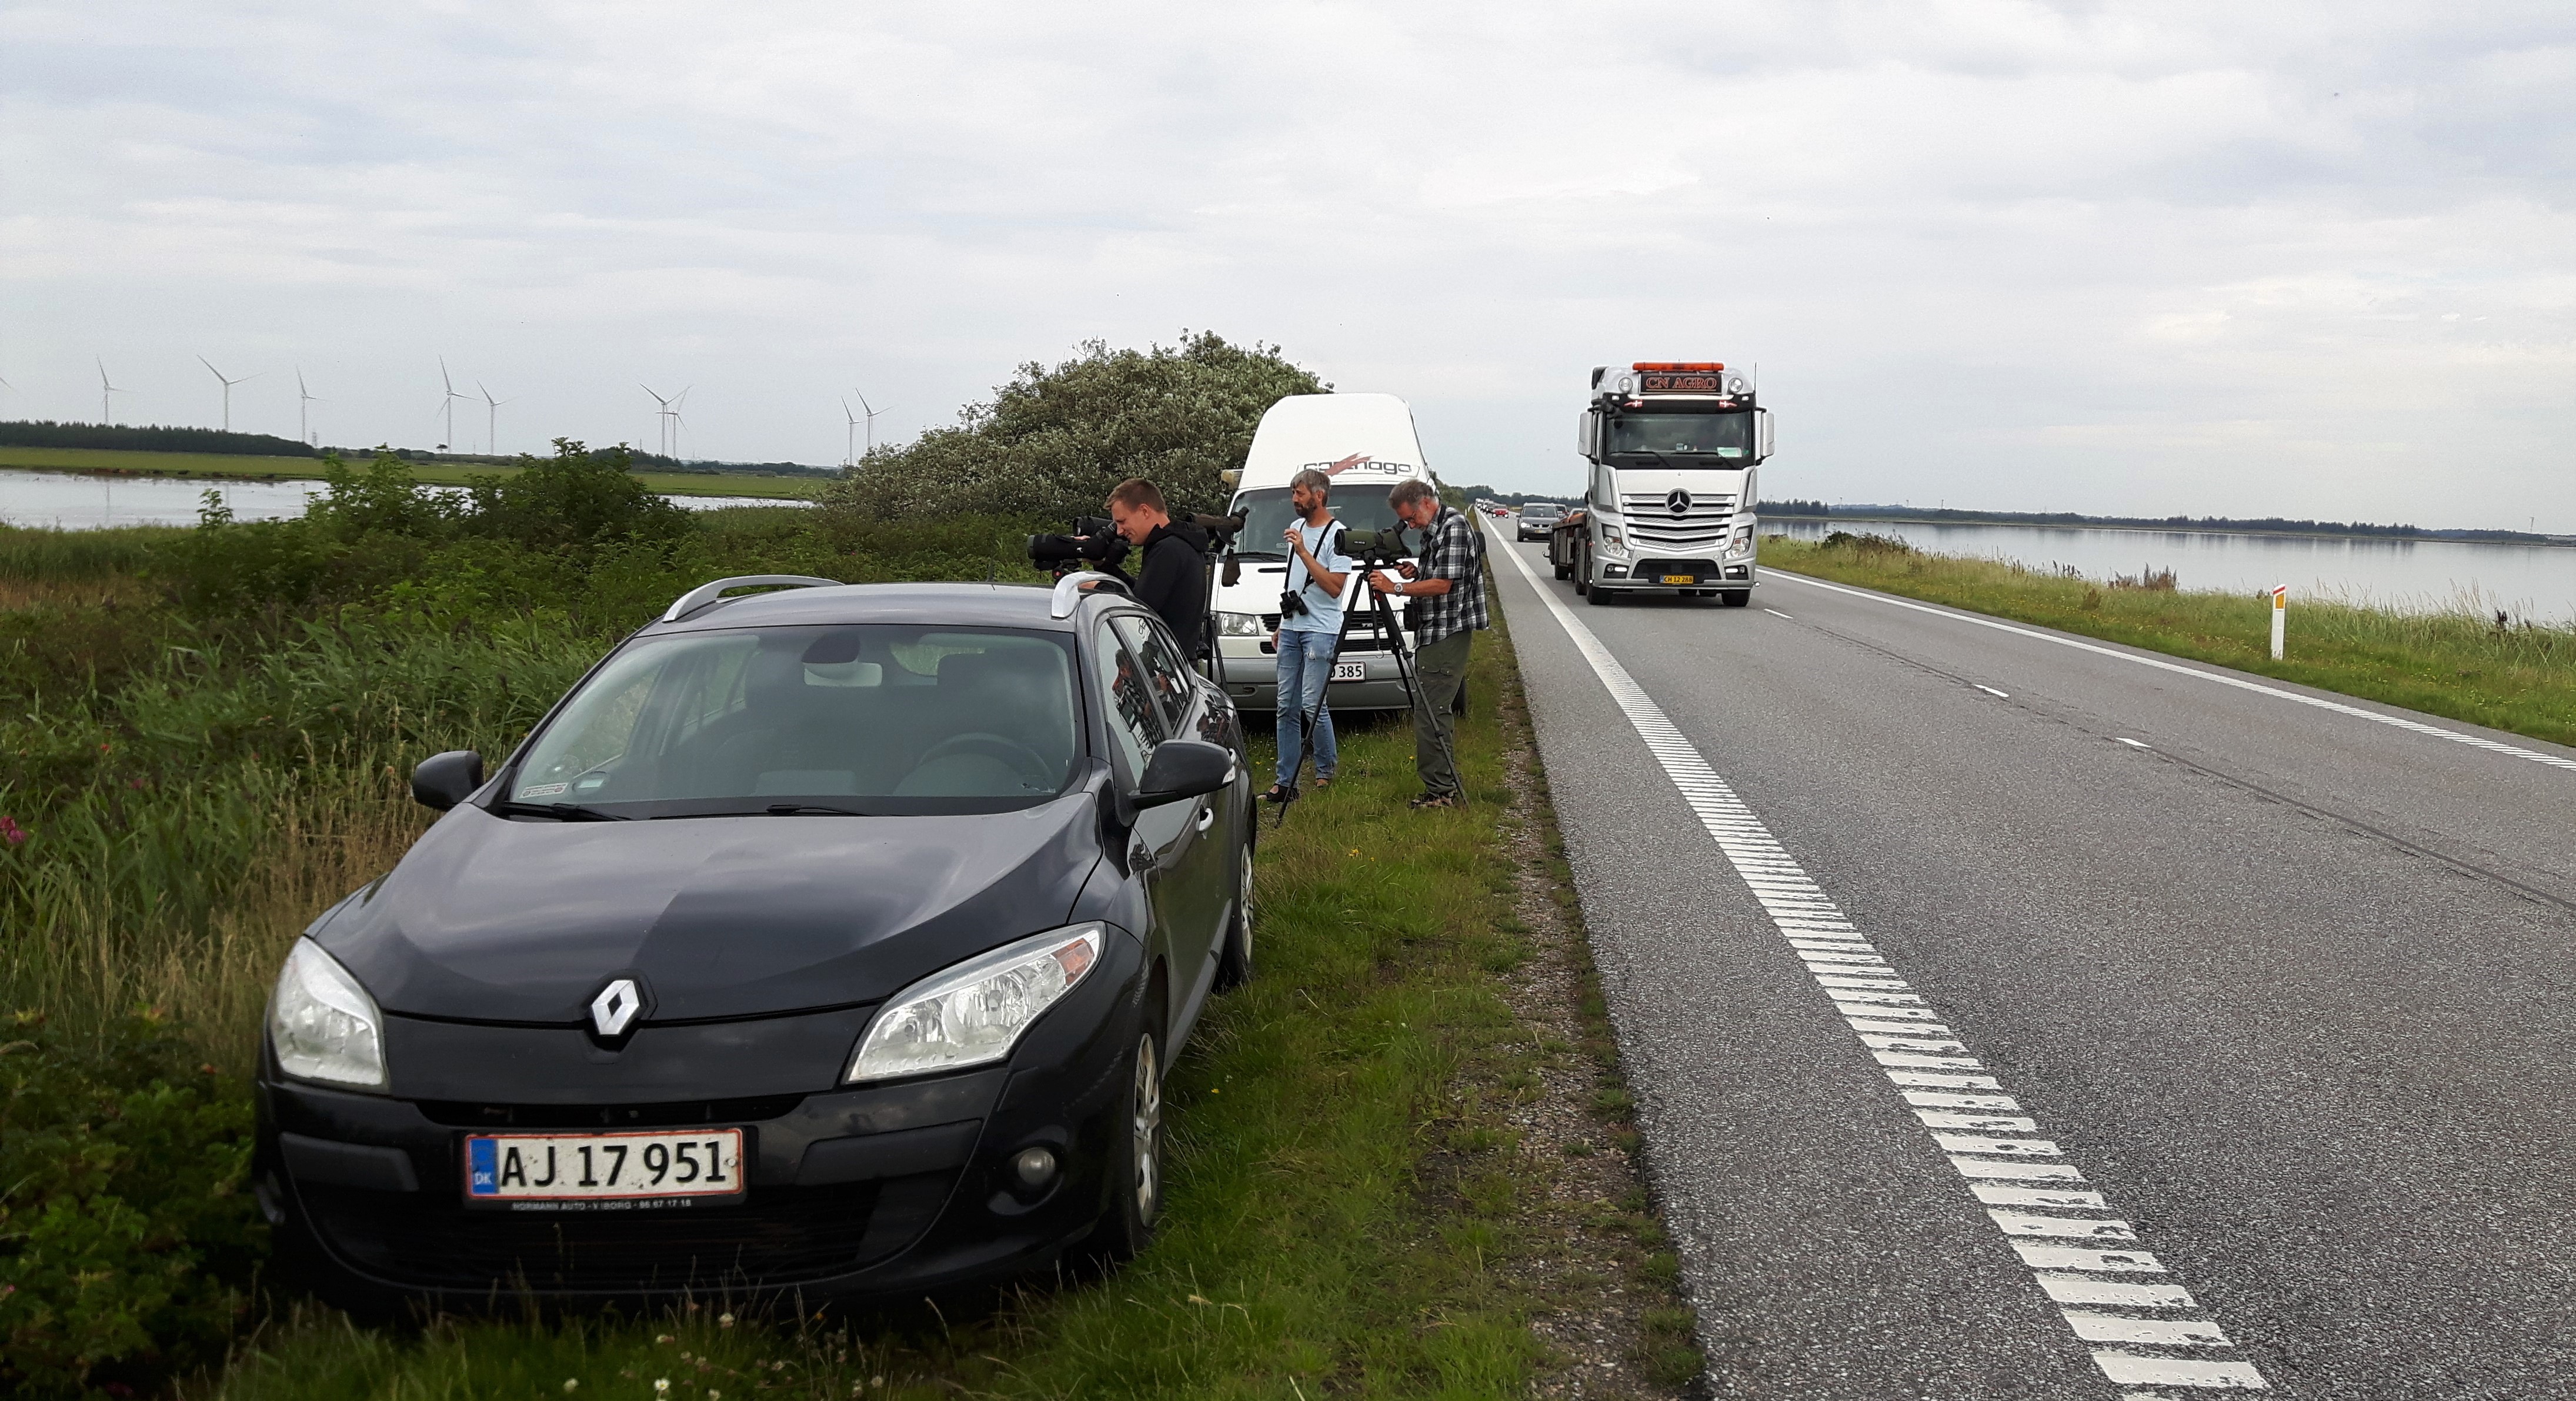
[1666,488,1693,517]
[590,978,643,1037]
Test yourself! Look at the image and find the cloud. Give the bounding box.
[2,0,2572,525]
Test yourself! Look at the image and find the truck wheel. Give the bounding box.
[1553,555,1570,581]
[1722,591,1752,608]
[1572,547,1590,595]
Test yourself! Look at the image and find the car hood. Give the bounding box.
[313,786,1106,1024]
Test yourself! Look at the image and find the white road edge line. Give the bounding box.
[1764,567,2576,772]
[1976,684,2010,698]
[1496,542,2270,1393]
[1763,608,1796,619]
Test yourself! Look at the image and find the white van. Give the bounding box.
[1210,393,1437,715]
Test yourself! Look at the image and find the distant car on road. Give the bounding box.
[258,573,1254,1308]
[1516,501,1566,541]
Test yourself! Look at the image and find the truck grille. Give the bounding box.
[1619,491,1736,553]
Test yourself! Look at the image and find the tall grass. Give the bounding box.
[1763,535,2576,747]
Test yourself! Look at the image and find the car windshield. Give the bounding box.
[1229,485,1406,559]
[506,625,1085,817]
[1605,412,1753,463]
[1523,503,1562,517]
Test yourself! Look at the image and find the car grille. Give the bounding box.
[415,1095,808,1130]
[1619,491,1736,553]
[303,1170,958,1292]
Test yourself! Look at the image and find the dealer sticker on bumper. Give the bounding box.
[465,1128,745,1207]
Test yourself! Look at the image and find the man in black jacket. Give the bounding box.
[1102,477,1211,661]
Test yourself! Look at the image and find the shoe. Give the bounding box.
[1407,792,1457,809]
[1313,773,1335,788]
[1263,785,1297,804]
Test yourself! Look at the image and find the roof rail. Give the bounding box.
[1049,571,1130,618]
[662,575,842,623]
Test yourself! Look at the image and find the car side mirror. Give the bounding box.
[1134,739,1234,809]
[412,750,485,811]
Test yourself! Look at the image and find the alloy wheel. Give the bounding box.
[1130,1032,1163,1220]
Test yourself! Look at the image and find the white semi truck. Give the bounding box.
[1551,361,1773,606]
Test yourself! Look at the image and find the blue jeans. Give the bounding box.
[1274,628,1339,786]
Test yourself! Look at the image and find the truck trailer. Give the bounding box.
[1552,362,1773,606]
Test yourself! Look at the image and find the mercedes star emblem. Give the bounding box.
[590,978,642,1037]
[1666,488,1693,517]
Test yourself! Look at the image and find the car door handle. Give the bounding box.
[1194,803,1215,833]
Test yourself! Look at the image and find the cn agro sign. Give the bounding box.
[1309,453,1414,478]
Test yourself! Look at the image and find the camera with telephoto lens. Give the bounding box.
[1026,516,1127,575]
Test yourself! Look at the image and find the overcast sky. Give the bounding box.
[6,1,2572,527]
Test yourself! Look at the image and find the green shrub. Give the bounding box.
[461,439,690,556]
[0,1009,265,1400]
[826,332,1326,522]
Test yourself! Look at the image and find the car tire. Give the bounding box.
[1722,591,1753,608]
[1214,824,1254,991]
[1092,1009,1167,1262]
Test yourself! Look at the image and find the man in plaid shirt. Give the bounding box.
[1368,478,1488,808]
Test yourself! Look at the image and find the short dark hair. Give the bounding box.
[1289,468,1333,499]
[1389,479,1439,508]
[1106,478,1166,513]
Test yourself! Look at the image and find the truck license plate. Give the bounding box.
[1660,573,1696,585]
[465,1128,745,1206]
[1331,661,1367,682]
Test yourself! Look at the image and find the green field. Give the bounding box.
[0,445,827,500]
[1761,533,2576,749]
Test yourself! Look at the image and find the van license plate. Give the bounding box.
[465,1129,745,1206]
[1331,661,1367,682]
[1660,573,1696,585]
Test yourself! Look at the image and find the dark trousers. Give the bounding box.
[1411,630,1471,797]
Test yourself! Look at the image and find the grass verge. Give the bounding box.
[178,609,1697,1399]
[0,448,825,499]
[1761,533,2576,749]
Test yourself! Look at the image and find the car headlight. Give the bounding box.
[846,924,1105,1082]
[269,939,388,1089]
[1217,611,1266,637]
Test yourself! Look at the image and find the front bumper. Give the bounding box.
[256,932,1148,1303]
[1211,637,1417,714]
[1595,558,1758,592]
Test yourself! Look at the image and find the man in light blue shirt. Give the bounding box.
[1267,467,1352,802]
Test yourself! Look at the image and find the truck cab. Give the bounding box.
[1558,362,1773,607]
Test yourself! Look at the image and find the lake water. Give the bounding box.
[0,469,813,530]
[1769,516,2576,622]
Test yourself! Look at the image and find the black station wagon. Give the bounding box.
[254,573,1254,1304]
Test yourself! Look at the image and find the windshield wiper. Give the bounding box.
[762,803,877,816]
[495,800,629,822]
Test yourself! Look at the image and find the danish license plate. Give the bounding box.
[1331,661,1367,682]
[1660,573,1697,585]
[465,1129,745,1207]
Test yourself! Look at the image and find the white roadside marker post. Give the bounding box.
[2270,585,2286,661]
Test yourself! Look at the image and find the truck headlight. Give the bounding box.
[1598,524,1628,556]
[1217,612,1266,637]
[847,924,1105,1082]
[1731,523,1754,554]
[270,940,388,1089]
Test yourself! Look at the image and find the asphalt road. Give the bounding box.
[1487,532,2576,1400]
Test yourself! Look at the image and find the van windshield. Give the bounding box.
[505,625,1085,818]
[1230,486,1406,559]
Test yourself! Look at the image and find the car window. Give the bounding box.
[1110,613,1195,732]
[1090,621,1165,788]
[507,625,1083,816]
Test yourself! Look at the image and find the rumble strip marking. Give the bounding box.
[1497,543,2269,1395]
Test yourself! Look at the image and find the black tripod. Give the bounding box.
[1272,560,1459,825]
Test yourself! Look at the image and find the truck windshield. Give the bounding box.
[1229,486,1406,559]
[1606,412,1753,462]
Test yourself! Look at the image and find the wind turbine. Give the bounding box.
[196,356,259,432]
[478,382,514,456]
[854,388,889,458]
[296,368,323,445]
[435,358,472,451]
[97,358,130,425]
[641,385,674,459]
[640,384,690,460]
[841,399,861,466]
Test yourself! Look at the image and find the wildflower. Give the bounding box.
[655,1382,670,1396]
[0,816,27,847]
[718,1311,735,1327]
[656,1335,675,1345]
[562,1382,579,1394]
